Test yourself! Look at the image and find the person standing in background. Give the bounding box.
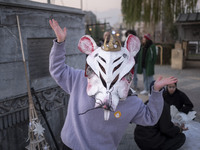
[125,30,139,91]
[98,31,111,46]
[137,34,157,95]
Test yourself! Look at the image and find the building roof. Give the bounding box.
[176,13,200,23]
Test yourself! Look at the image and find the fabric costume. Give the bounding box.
[49,35,164,150]
[134,102,186,150]
[163,88,193,114]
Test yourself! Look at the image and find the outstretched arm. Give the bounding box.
[49,19,83,94]
[49,19,67,43]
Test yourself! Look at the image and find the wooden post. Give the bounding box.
[16,15,50,150]
[156,45,163,65]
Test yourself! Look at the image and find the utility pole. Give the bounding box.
[80,0,83,10]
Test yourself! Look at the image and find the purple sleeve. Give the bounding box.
[131,89,164,126]
[49,39,84,94]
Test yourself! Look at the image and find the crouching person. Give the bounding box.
[134,81,187,150]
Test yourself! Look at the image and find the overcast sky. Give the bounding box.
[32,0,200,12]
[31,0,122,26]
[70,0,122,26]
[31,0,200,26]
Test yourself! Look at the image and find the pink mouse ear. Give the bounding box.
[78,35,98,55]
[124,34,141,57]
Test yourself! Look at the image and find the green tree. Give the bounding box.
[122,0,198,26]
[121,0,198,39]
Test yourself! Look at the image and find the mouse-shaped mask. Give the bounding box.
[78,34,140,120]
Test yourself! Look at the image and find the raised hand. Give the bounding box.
[154,76,177,92]
[49,19,67,43]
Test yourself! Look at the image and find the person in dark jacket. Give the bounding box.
[137,34,157,95]
[163,82,194,114]
[134,81,188,150]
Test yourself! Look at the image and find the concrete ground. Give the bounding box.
[117,65,200,150]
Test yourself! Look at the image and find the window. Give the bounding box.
[187,41,200,60]
[28,38,54,81]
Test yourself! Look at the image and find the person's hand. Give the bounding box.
[49,19,67,43]
[180,123,189,131]
[175,123,189,132]
[154,76,177,92]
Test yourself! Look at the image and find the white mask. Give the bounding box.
[78,34,140,120]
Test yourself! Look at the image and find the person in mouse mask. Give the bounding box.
[49,19,177,150]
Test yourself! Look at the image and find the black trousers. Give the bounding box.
[136,133,186,150]
[160,133,186,150]
[62,144,72,150]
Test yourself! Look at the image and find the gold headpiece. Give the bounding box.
[102,34,121,51]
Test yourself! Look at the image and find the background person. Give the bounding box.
[98,31,111,46]
[137,34,157,95]
[163,82,194,114]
